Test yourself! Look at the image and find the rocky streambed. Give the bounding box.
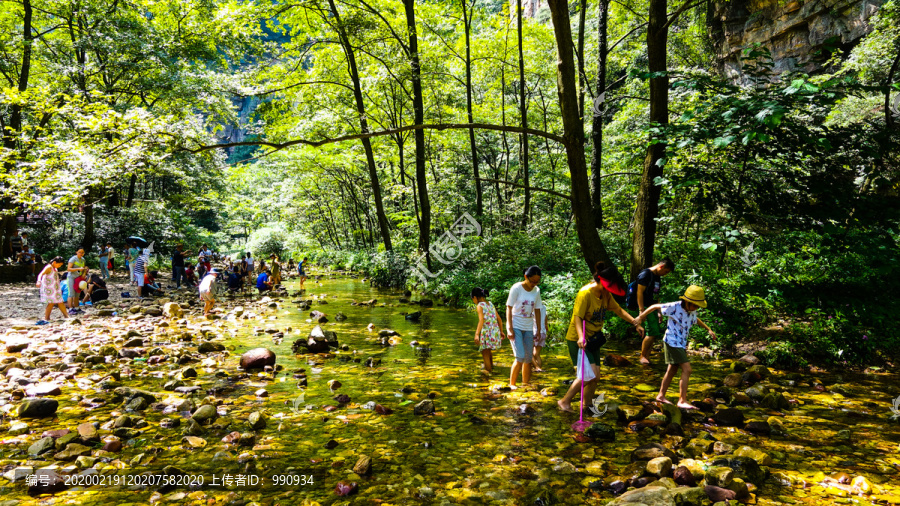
[0,271,899,505]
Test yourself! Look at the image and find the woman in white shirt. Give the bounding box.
[505,266,543,389]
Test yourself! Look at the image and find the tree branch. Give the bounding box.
[662,0,705,31]
[475,177,572,200]
[183,122,567,154]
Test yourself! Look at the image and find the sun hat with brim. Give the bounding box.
[597,266,626,297]
[680,285,707,308]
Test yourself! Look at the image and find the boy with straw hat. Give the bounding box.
[635,285,716,410]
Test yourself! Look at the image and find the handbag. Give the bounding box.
[583,306,607,354]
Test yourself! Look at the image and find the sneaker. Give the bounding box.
[35,320,49,325]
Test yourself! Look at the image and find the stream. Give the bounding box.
[1,271,899,505]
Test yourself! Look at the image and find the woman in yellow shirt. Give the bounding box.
[557,261,644,413]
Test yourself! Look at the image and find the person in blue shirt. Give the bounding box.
[298,257,307,290]
[256,269,273,293]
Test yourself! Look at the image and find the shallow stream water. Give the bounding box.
[2,272,899,505]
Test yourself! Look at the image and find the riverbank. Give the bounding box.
[0,270,899,504]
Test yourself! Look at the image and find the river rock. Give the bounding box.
[335,312,347,321]
[27,469,68,495]
[378,329,399,337]
[606,486,674,506]
[335,481,358,496]
[737,353,759,365]
[745,420,772,435]
[704,466,734,487]
[673,466,696,486]
[761,391,791,410]
[584,423,615,441]
[163,302,184,317]
[191,404,218,424]
[77,422,99,442]
[240,348,276,370]
[309,310,328,323]
[745,385,768,400]
[198,341,225,353]
[617,405,650,423]
[723,373,743,387]
[682,438,712,458]
[8,421,29,435]
[631,443,678,463]
[54,443,92,461]
[660,403,682,425]
[353,455,372,475]
[709,456,767,484]
[18,398,58,418]
[248,411,266,430]
[646,457,673,477]
[28,437,56,456]
[712,441,734,455]
[705,485,737,502]
[405,311,422,321]
[604,354,632,367]
[747,364,771,378]
[24,382,62,397]
[711,407,744,427]
[414,399,435,415]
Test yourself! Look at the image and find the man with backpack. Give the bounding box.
[626,258,675,364]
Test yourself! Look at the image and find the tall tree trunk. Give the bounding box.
[517,0,531,228]
[327,0,393,251]
[405,0,431,267]
[462,0,483,226]
[125,173,137,207]
[82,192,95,250]
[0,0,33,257]
[577,0,587,119]
[630,0,669,279]
[589,0,609,229]
[546,0,612,269]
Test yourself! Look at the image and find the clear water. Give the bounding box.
[3,272,899,505]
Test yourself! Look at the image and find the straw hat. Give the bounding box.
[680,285,707,308]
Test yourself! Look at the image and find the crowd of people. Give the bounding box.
[16,231,310,323]
[471,259,716,413]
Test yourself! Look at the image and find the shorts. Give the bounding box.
[567,339,599,365]
[664,343,689,364]
[200,290,215,302]
[511,328,533,364]
[135,273,145,287]
[66,276,77,298]
[629,309,663,337]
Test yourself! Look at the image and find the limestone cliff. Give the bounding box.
[709,0,885,82]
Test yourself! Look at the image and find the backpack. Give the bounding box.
[625,269,652,311]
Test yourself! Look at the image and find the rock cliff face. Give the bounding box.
[709,0,885,82]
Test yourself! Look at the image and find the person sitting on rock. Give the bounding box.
[141,270,164,297]
[184,265,197,287]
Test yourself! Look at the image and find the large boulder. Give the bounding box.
[18,399,59,418]
[240,348,276,370]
